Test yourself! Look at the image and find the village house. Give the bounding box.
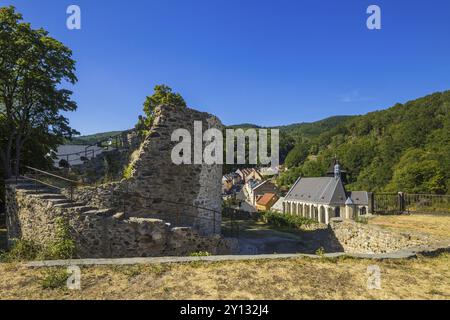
[236,168,263,184]
[245,179,279,206]
[282,162,370,224]
[222,172,241,193]
[256,193,279,212]
[259,166,279,178]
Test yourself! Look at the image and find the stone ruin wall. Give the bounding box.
[6,185,235,258]
[65,104,224,236]
[329,218,434,254]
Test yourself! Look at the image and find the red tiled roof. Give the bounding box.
[257,193,277,206]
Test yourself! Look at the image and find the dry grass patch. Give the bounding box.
[369,214,450,239]
[0,253,449,300]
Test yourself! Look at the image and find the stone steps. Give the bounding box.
[84,208,116,217]
[68,206,98,213]
[38,194,67,200]
[12,177,118,219]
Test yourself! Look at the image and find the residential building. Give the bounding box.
[236,168,263,184]
[256,193,279,212]
[245,179,279,206]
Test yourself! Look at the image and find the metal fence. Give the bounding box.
[373,192,450,215]
[404,193,450,215]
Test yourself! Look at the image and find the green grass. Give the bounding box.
[40,268,69,290]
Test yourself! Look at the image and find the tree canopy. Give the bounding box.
[277,91,450,194]
[0,6,78,178]
[137,84,186,133]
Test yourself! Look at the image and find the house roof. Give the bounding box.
[259,167,279,176]
[257,193,278,206]
[223,173,239,181]
[271,196,285,212]
[349,191,369,205]
[236,168,254,177]
[284,177,347,205]
[251,180,276,192]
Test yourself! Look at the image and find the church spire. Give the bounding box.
[334,159,341,180]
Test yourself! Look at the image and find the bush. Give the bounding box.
[190,251,211,257]
[0,217,76,262]
[39,217,76,260]
[260,211,315,230]
[355,216,369,224]
[40,268,69,290]
[315,247,326,256]
[0,239,42,262]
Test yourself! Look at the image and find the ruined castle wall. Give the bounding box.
[66,105,224,236]
[6,185,235,258]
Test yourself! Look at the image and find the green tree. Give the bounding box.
[284,142,310,168]
[0,6,78,178]
[140,85,186,130]
[387,149,447,194]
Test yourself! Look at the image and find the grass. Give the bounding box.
[369,214,450,239]
[0,253,449,299]
[0,214,448,299]
[40,268,70,290]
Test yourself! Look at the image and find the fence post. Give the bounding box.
[368,192,374,214]
[398,192,405,214]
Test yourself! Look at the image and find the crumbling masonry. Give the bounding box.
[5,105,234,258]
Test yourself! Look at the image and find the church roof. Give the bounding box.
[284,177,347,205]
[349,191,369,205]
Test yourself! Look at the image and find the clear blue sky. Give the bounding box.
[4,0,450,135]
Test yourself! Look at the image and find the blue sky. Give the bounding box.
[3,0,450,135]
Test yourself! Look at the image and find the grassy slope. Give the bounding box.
[369,214,450,239]
[0,253,449,300]
[0,215,449,300]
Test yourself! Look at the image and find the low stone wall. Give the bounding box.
[6,184,235,258]
[329,218,433,254]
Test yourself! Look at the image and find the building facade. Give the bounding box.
[282,163,370,224]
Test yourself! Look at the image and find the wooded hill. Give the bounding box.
[278,90,450,194]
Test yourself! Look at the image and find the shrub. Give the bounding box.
[190,251,211,257]
[0,239,41,262]
[260,211,315,230]
[40,268,69,290]
[355,216,369,224]
[1,217,76,262]
[39,217,76,260]
[315,247,326,256]
[123,163,134,179]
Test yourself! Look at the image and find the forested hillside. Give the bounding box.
[278,91,450,194]
[68,131,124,145]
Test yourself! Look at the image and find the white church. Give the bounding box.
[282,161,371,224]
